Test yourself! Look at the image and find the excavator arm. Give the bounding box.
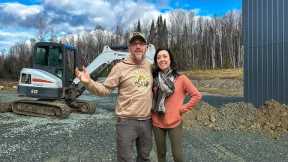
[64,44,155,103]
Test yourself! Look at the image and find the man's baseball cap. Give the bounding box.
[128,32,147,44]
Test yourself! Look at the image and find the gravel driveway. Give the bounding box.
[1,92,288,162]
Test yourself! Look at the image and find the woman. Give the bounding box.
[152,49,202,162]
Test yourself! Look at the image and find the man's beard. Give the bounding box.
[135,54,144,62]
[133,52,145,63]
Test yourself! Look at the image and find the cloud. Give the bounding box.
[40,0,161,31]
[0,0,161,33]
[0,29,34,53]
[1,2,41,18]
[0,2,42,27]
[0,0,163,50]
[0,0,227,50]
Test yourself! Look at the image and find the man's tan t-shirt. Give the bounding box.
[84,57,153,118]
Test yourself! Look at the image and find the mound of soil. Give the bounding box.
[184,100,288,138]
[256,100,288,138]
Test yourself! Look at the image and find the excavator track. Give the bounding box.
[12,99,71,118]
[67,100,96,114]
[0,102,12,112]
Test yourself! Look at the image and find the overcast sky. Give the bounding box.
[0,0,241,51]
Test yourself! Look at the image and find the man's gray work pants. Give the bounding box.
[116,118,152,162]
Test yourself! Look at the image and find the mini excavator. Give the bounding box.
[9,42,155,118]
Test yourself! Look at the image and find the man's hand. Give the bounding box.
[75,66,90,84]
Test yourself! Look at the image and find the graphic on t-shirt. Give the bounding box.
[133,69,150,88]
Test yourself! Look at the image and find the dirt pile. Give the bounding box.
[184,100,288,138]
[184,102,219,129]
[256,100,288,138]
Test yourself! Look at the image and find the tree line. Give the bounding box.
[0,10,242,79]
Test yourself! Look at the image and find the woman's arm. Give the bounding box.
[180,75,202,114]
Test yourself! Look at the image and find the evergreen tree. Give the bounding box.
[136,20,142,32]
[162,19,169,48]
[148,20,156,45]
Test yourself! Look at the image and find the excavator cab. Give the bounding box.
[33,42,76,88]
[17,42,77,100]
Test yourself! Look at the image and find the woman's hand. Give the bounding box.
[180,108,187,116]
[75,66,91,84]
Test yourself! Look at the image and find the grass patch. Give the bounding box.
[182,68,243,80]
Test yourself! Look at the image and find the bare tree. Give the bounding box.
[1,10,243,80]
[35,13,48,41]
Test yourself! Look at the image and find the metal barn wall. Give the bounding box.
[243,0,288,107]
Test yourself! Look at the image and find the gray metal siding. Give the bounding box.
[243,0,288,107]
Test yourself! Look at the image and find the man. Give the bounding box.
[75,32,153,162]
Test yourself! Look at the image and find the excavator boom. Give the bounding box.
[65,44,155,103]
[73,44,155,85]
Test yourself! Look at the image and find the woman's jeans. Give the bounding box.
[153,123,183,162]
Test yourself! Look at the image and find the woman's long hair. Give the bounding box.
[152,48,179,78]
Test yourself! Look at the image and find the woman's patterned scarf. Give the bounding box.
[153,69,175,115]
